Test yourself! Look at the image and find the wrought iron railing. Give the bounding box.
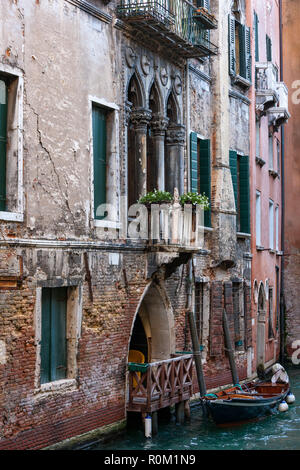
[117,0,175,26]
[117,0,218,55]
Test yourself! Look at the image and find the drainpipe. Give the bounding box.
[279,0,285,364]
[186,59,190,192]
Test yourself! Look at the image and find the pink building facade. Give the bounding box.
[247,0,289,372]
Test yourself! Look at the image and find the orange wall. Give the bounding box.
[282,0,300,356]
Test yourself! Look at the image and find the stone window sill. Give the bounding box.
[256,245,264,251]
[269,169,279,179]
[269,248,276,254]
[237,232,251,239]
[256,156,266,167]
[276,250,283,256]
[233,74,251,89]
[0,211,24,222]
[34,378,77,397]
[94,219,121,229]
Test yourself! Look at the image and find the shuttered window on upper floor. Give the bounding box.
[196,0,210,9]
[190,132,211,228]
[40,287,68,384]
[0,79,7,212]
[92,105,107,219]
[229,151,250,235]
[254,11,259,62]
[228,15,252,83]
[266,34,272,62]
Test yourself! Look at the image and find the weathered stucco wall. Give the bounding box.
[282,0,300,360]
[0,0,254,449]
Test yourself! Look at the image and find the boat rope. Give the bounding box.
[234,384,243,391]
[204,393,218,398]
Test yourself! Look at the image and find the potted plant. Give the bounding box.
[179,192,210,211]
[138,189,173,206]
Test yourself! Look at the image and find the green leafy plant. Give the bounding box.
[138,189,173,205]
[179,192,210,210]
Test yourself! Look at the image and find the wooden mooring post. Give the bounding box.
[223,309,239,385]
[187,310,207,396]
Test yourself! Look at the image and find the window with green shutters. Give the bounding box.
[229,151,250,234]
[266,35,272,62]
[196,0,210,9]
[228,15,252,83]
[190,132,211,227]
[239,155,250,234]
[0,79,7,212]
[40,287,67,384]
[254,11,259,62]
[92,105,107,219]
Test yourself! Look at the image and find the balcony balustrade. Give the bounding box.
[127,354,194,413]
[255,62,290,125]
[117,0,218,58]
[128,201,206,252]
[255,62,279,113]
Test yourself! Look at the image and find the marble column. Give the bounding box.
[165,123,186,195]
[150,114,169,191]
[130,107,152,200]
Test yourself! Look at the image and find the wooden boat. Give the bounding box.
[204,381,290,425]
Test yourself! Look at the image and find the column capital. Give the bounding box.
[151,113,169,136]
[166,124,186,145]
[130,107,152,130]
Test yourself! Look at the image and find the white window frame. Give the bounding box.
[269,133,274,170]
[0,64,24,222]
[275,205,279,251]
[34,284,83,394]
[256,191,261,246]
[269,199,274,250]
[88,96,120,230]
[255,120,260,157]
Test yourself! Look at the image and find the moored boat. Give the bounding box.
[204,381,290,425]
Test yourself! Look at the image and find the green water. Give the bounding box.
[88,367,300,451]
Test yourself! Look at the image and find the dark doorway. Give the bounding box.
[129,314,148,362]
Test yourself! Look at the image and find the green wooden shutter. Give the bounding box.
[239,155,250,234]
[266,35,272,62]
[245,26,252,82]
[190,132,198,193]
[199,139,211,227]
[238,24,251,81]
[197,0,210,9]
[228,15,236,76]
[40,288,67,384]
[92,105,107,219]
[41,288,52,384]
[51,287,67,381]
[239,23,246,78]
[254,11,259,62]
[0,79,7,212]
[229,150,238,212]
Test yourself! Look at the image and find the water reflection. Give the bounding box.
[86,367,300,451]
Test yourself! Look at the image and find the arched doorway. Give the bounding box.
[257,283,266,367]
[128,282,175,364]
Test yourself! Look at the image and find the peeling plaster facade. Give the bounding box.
[0,0,286,449]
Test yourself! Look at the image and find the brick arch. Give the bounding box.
[128,280,175,363]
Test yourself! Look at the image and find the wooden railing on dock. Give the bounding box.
[127,355,193,413]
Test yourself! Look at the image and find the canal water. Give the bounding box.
[86,366,300,451]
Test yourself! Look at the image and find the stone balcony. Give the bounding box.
[255,62,279,114]
[116,0,218,59]
[255,62,290,126]
[267,81,290,128]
